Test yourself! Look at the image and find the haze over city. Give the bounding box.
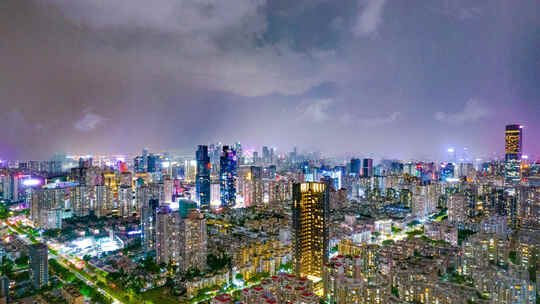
[1,0,539,160]
[0,1,539,304]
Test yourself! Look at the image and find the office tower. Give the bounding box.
[220,146,237,208]
[234,142,243,165]
[270,147,275,164]
[178,208,207,272]
[350,158,361,176]
[141,186,159,254]
[28,243,48,289]
[362,158,373,177]
[441,163,455,181]
[292,182,329,280]
[184,160,197,183]
[505,124,523,185]
[155,206,181,265]
[134,156,145,173]
[147,154,158,173]
[262,146,270,163]
[196,145,211,209]
[210,182,220,207]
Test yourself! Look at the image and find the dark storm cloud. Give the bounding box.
[0,0,539,160]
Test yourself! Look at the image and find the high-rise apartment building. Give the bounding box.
[292,182,329,280]
[28,243,48,289]
[31,188,64,229]
[178,208,207,272]
[71,185,89,217]
[196,145,211,209]
[504,124,523,186]
[220,146,237,208]
[163,175,174,204]
[241,166,263,207]
[94,185,113,217]
[118,186,133,217]
[155,206,181,265]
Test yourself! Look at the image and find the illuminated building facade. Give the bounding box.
[94,185,113,217]
[362,158,373,177]
[31,187,65,229]
[504,124,522,185]
[196,145,211,209]
[118,186,133,217]
[155,206,181,265]
[178,209,207,272]
[292,182,329,281]
[219,146,237,208]
[29,243,48,289]
[71,185,89,217]
[163,175,173,204]
[350,158,361,176]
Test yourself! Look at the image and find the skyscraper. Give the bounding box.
[350,158,361,176]
[362,158,373,177]
[241,166,263,207]
[505,124,523,185]
[28,243,48,289]
[141,194,159,254]
[292,182,329,280]
[220,146,237,208]
[234,142,243,165]
[196,145,211,209]
[262,146,270,163]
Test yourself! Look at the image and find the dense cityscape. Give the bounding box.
[0,124,536,303]
[2,1,540,303]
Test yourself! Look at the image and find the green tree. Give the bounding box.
[15,255,29,267]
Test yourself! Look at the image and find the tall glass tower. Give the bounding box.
[219,146,237,208]
[504,124,523,185]
[292,182,329,280]
[196,145,211,209]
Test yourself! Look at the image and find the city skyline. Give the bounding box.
[1,1,539,160]
[1,1,540,303]
[0,119,538,303]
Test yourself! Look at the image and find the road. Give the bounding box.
[5,220,123,304]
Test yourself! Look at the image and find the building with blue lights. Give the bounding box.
[219,146,237,208]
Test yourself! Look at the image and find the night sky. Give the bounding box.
[1,0,539,160]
